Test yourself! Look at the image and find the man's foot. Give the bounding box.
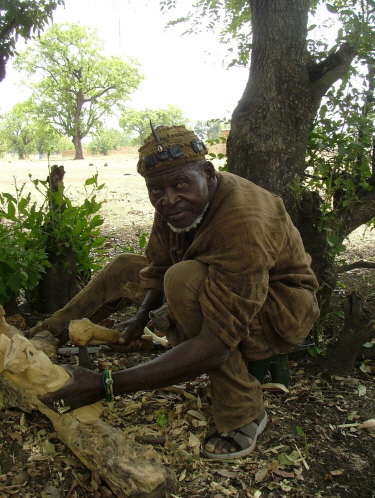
[203,410,267,459]
[28,321,49,339]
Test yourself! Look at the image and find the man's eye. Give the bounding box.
[176,182,187,189]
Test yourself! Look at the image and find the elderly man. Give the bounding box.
[35,124,320,459]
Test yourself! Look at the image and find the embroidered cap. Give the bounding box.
[137,123,207,177]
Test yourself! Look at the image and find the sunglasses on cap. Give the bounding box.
[143,140,207,169]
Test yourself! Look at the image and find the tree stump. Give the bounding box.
[326,293,375,375]
[31,165,82,312]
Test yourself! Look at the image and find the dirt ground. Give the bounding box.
[0,156,374,497]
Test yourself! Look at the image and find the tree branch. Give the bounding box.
[336,260,375,273]
[334,183,375,236]
[83,86,116,103]
[308,42,357,93]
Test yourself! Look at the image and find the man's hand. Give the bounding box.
[110,315,148,352]
[108,288,164,352]
[39,365,104,412]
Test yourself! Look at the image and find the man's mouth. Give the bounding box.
[166,210,187,222]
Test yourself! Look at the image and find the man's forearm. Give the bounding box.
[112,321,230,395]
[133,288,164,323]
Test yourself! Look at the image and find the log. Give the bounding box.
[0,377,176,497]
[0,307,176,495]
[39,404,177,497]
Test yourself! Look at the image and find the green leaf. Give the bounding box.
[296,425,304,436]
[326,4,338,13]
[362,342,374,348]
[7,201,16,220]
[156,409,168,428]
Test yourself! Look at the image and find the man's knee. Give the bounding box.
[164,260,207,306]
[105,253,147,280]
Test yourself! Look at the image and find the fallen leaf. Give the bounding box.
[278,451,300,466]
[178,469,186,481]
[254,466,268,482]
[262,383,290,393]
[273,468,296,478]
[331,469,345,476]
[359,419,375,434]
[43,440,56,455]
[187,410,207,421]
[215,469,238,478]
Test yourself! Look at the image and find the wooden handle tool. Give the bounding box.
[69,319,169,348]
[69,319,121,346]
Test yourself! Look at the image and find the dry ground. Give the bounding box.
[0,155,374,497]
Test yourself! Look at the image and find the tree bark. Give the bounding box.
[227,0,358,301]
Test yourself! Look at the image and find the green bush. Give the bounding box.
[0,171,106,307]
[0,188,50,305]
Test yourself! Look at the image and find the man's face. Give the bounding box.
[145,162,216,230]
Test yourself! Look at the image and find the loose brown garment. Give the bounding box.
[140,171,320,354]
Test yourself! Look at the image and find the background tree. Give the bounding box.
[194,118,224,140]
[15,23,143,159]
[88,128,129,156]
[119,105,188,145]
[164,0,375,371]
[0,0,63,81]
[0,99,35,158]
[31,119,62,156]
[55,134,74,152]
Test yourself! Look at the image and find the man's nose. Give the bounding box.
[162,188,179,206]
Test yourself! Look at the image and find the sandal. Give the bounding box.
[203,410,267,459]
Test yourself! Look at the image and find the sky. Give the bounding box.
[0,0,250,126]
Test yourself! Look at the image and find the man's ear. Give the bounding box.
[203,161,216,185]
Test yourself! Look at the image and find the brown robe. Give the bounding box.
[140,171,319,354]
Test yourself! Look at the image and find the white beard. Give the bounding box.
[167,203,209,233]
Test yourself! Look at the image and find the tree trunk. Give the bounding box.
[72,134,84,160]
[227,0,357,301]
[73,89,85,160]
